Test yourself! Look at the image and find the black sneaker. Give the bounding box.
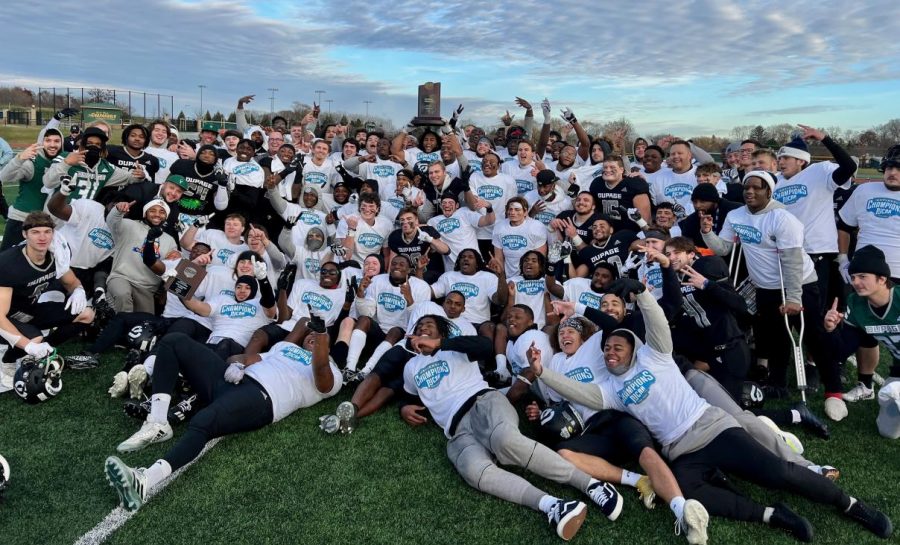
[769,502,814,542]
[792,402,830,440]
[844,499,893,538]
[546,499,587,541]
[167,394,198,425]
[122,349,143,373]
[587,480,623,521]
[124,398,151,421]
[67,352,100,370]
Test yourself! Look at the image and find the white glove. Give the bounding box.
[560,107,577,124]
[622,251,643,273]
[252,256,268,280]
[24,341,54,358]
[64,286,87,315]
[837,254,851,284]
[161,267,177,282]
[495,363,511,383]
[59,174,77,196]
[417,229,434,244]
[224,362,245,384]
[541,98,551,124]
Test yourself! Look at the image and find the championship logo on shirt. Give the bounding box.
[301,291,334,312]
[437,218,461,234]
[232,162,260,175]
[536,210,555,225]
[773,184,808,205]
[645,266,663,290]
[387,197,405,210]
[664,183,693,200]
[158,157,168,168]
[220,302,257,318]
[131,240,160,258]
[377,292,406,312]
[299,212,322,225]
[217,248,235,263]
[477,185,503,200]
[516,279,544,296]
[578,291,602,309]
[618,370,656,406]
[451,282,479,298]
[304,171,328,188]
[373,165,396,177]
[502,234,528,250]
[415,151,439,164]
[866,198,900,218]
[515,179,535,194]
[358,232,384,249]
[88,227,114,250]
[279,345,313,365]
[469,159,483,172]
[303,257,321,274]
[448,322,461,338]
[732,224,763,245]
[414,360,451,389]
[565,366,595,383]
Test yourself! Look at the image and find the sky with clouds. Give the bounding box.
[3,0,898,137]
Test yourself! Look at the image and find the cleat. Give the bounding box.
[116,420,173,453]
[319,414,340,434]
[127,364,149,399]
[105,456,147,512]
[636,475,656,509]
[167,394,198,425]
[123,397,151,421]
[819,465,840,481]
[109,371,128,398]
[770,502,814,542]
[792,402,829,439]
[675,499,709,545]
[587,480,623,521]
[547,499,587,541]
[843,382,875,402]
[757,416,804,455]
[824,397,848,421]
[844,499,893,538]
[67,352,100,370]
[335,401,358,434]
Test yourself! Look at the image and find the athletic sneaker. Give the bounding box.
[123,397,151,421]
[105,456,147,512]
[757,416,804,455]
[769,502,814,542]
[843,382,875,402]
[127,364,149,399]
[108,371,128,398]
[335,401,357,434]
[844,499,893,538]
[167,394,198,424]
[587,480,623,521]
[674,499,709,545]
[116,420,173,453]
[819,465,841,481]
[824,397,849,421]
[792,402,830,439]
[546,499,587,541]
[67,352,100,370]
[636,475,656,509]
[319,414,341,434]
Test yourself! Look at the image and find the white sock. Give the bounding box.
[763,506,774,523]
[345,329,368,371]
[149,393,171,424]
[362,341,393,375]
[539,494,560,513]
[143,459,172,489]
[791,409,801,424]
[495,354,507,373]
[143,354,156,376]
[670,496,685,520]
[621,470,641,487]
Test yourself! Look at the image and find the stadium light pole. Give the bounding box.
[267,88,278,114]
[364,100,373,120]
[198,85,206,118]
[315,90,325,106]
[325,99,334,114]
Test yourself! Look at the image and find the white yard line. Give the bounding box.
[73,438,221,545]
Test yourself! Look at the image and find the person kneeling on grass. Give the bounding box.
[104,322,341,512]
[527,281,893,542]
[397,315,624,541]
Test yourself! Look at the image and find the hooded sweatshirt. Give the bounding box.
[0,130,67,221]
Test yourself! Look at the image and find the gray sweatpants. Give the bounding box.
[446,390,592,511]
[685,370,811,467]
[107,276,156,314]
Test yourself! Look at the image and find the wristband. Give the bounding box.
[348,229,357,236]
[636,218,649,229]
[516,375,532,386]
[571,235,584,247]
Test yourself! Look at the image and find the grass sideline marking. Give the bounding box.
[73,438,221,545]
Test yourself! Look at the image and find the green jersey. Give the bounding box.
[44,156,136,202]
[846,286,900,363]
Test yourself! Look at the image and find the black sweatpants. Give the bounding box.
[88,314,210,355]
[154,333,273,471]
[707,339,751,401]
[671,428,850,522]
[2,302,83,361]
[754,282,841,394]
[556,410,655,466]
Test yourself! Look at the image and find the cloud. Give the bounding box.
[747,105,870,117]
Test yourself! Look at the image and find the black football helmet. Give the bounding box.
[740,381,765,410]
[0,454,9,500]
[126,321,159,354]
[537,401,585,446]
[13,352,64,404]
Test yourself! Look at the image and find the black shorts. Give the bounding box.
[555,409,655,465]
[371,345,415,392]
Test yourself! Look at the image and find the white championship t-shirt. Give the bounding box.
[774,161,846,254]
[546,331,607,422]
[432,270,498,325]
[492,218,548,278]
[58,199,114,269]
[469,171,517,240]
[839,181,900,277]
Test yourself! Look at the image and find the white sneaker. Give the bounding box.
[824,397,849,421]
[127,364,148,399]
[108,371,128,398]
[105,456,148,512]
[676,499,709,545]
[843,382,875,402]
[756,416,804,455]
[116,420,173,453]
